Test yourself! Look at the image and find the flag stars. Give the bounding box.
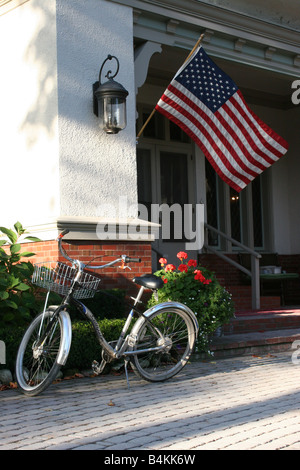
[175,47,238,112]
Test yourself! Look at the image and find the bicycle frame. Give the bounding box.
[36,280,159,368]
[68,283,167,361]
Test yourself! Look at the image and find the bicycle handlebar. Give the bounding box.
[57,229,73,263]
[58,229,70,239]
[124,257,141,264]
[56,230,141,269]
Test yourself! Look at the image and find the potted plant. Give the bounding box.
[148,251,235,354]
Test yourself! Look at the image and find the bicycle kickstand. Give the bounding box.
[124,358,131,389]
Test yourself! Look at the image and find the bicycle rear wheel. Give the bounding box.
[15,310,65,396]
[130,306,196,382]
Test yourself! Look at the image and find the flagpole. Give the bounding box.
[136,33,204,141]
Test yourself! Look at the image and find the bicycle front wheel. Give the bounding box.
[131,306,197,382]
[15,310,65,396]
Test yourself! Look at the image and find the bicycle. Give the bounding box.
[15,230,199,396]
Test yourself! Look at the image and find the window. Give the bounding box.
[252,176,264,248]
[137,148,152,220]
[205,158,219,246]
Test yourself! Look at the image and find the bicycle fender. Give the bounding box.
[48,306,72,366]
[131,301,199,337]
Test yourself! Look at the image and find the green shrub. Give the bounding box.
[0,222,41,328]
[148,251,235,353]
[0,325,25,371]
[64,318,126,370]
[81,289,127,320]
[0,318,127,373]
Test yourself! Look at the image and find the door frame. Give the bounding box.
[137,141,197,265]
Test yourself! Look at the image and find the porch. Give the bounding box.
[200,224,300,311]
[197,224,300,357]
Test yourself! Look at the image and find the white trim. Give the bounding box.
[135,41,162,94]
[111,0,300,51]
[114,0,300,76]
[19,216,159,243]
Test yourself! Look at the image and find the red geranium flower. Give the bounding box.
[178,264,188,273]
[187,259,197,268]
[194,269,205,282]
[159,257,167,266]
[165,264,176,272]
[177,251,188,261]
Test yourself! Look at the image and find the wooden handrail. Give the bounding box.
[204,224,261,259]
[204,223,261,310]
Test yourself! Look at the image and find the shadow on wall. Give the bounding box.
[18,0,137,218]
[19,1,58,148]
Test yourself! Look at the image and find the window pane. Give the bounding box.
[252,177,263,248]
[205,159,219,246]
[230,188,241,242]
[160,152,188,241]
[160,152,188,205]
[169,121,190,143]
[137,149,152,220]
[142,111,164,139]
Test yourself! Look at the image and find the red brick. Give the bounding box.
[22,239,153,291]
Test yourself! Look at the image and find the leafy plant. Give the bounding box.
[64,318,126,371]
[0,317,127,373]
[148,251,235,354]
[0,221,40,327]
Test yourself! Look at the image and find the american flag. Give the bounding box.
[155,46,289,192]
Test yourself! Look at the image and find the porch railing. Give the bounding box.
[203,223,261,310]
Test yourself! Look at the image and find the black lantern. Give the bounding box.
[93,55,128,134]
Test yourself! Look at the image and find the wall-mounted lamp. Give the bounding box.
[93,55,128,134]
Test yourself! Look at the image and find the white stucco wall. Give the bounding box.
[0,0,59,227]
[0,0,138,231]
[56,0,138,219]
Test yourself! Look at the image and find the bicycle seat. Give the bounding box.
[133,274,164,290]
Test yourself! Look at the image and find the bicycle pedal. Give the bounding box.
[92,359,106,376]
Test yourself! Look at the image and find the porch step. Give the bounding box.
[209,307,300,358]
[210,329,300,358]
[227,285,281,310]
[223,308,300,335]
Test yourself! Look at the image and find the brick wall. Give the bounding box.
[198,253,241,286]
[18,239,153,294]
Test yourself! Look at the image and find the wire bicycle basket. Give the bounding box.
[32,261,101,299]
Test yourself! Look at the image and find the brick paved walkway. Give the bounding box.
[1,351,300,451]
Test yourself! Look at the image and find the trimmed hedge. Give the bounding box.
[64,318,126,370]
[0,288,128,374]
[0,317,127,374]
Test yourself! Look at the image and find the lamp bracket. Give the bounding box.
[99,55,120,84]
